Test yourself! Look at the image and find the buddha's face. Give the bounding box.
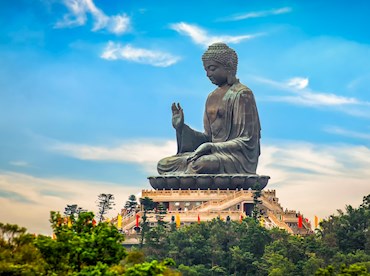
[203,60,228,87]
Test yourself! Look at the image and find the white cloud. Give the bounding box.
[253,76,363,106]
[223,7,292,21]
[101,42,181,67]
[55,0,130,35]
[170,22,262,48]
[0,172,141,235]
[286,77,309,90]
[107,14,130,34]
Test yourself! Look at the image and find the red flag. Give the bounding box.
[92,219,97,226]
[197,214,200,224]
[136,214,140,227]
[298,215,303,228]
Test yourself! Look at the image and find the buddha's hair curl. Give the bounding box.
[202,42,238,75]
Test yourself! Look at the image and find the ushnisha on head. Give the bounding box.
[202,42,238,85]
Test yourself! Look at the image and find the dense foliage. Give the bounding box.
[35,211,127,274]
[0,194,368,275]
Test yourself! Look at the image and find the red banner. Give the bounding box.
[136,214,140,227]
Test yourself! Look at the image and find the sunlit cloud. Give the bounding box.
[55,0,130,35]
[3,138,370,234]
[253,76,364,106]
[0,172,141,235]
[258,142,370,222]
[221,7,292,21]
[48,138,370,226]
[101,42,181,67]
[170,22,262,48]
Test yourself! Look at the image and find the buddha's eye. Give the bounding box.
[208,65,217,71]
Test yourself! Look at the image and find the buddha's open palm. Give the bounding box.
[172,103,184,130]
[187,142,214,162]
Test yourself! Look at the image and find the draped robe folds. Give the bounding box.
[157,81,261,175]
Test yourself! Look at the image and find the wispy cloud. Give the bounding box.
[50,139,177,174]
[170,22,262,48]
[0,189,35,204]
[253,76,366,106]
[55,0,130,35]
[9,161,31,167]
[325,126,370,141]
[100,42,181,67]
[221,7,292,21]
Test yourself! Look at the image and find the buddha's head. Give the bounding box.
[202,43,238,86]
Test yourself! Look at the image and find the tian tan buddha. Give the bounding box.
[157,42,261,175]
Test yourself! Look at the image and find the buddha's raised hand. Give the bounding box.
[171,102,184,130]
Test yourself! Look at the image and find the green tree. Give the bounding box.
[124,258,177,276]
[165,217,271,275]
[124,195,139,215]
[35,211,126,274]
[139,197,155,248]
[252,183,263,221]
[97,193,115,223]
[319,194,370,254]
[0,223,46,275]
[65,204,86,217]
[260,252,296,276]
[145,203,169,260]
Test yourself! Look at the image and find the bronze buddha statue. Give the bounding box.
[157,43,261,176]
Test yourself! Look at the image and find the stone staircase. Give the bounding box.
[192,190,250,211]
[266,210,293,234]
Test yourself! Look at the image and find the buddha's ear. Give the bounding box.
[226,60,234,70]
[227,73,237,85]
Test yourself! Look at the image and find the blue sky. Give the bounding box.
[0,0,369,234]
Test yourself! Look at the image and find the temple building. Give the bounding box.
[118,187,313,244]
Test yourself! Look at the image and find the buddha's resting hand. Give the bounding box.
[187,142,214,162]
[171,102,184,130]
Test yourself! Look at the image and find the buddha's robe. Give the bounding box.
[157,81,261,175]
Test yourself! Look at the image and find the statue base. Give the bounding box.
[147,174,270,190]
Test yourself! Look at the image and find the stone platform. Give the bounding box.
[147,174,270,190]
